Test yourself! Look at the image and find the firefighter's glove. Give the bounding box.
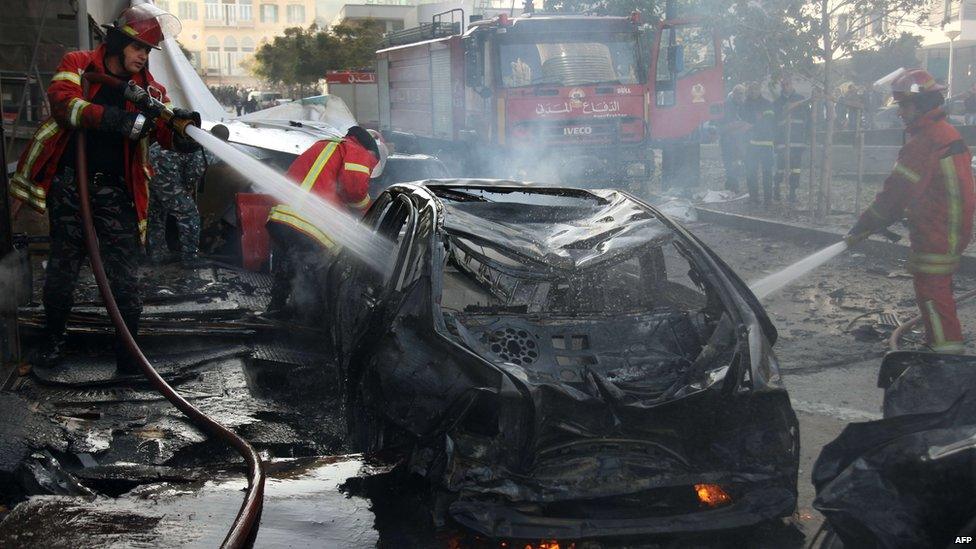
[844,222,873,247]
[101,107,153,141]
[172,108,202,129]
[844,231,869,248]
[166,109,201,151]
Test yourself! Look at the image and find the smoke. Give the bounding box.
[457,141,646,189]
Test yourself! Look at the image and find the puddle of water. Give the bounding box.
[0,457,806,548]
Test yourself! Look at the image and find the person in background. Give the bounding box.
[147,143,207,266]
[742,81,776,207]
[963,83,976,125]
[719,84,748,193]
[234,89,243,116]
[773,76,810,204]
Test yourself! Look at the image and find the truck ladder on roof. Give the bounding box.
[381,9,464,48]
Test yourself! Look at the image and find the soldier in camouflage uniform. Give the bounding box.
[147,142,206,263]
[44,167,143,320]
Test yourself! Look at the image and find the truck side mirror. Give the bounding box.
[464,36,485,89]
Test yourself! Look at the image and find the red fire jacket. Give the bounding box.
[10,45,177,242]
[267,136,376,249]
[855,108,976,274]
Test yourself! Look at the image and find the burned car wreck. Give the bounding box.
[325,181,799,539]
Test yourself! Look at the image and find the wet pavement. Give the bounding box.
[2,219,972,547]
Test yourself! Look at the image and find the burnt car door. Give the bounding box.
[326,185,436,367]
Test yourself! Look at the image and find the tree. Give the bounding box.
[708,0,816,86]
[709,0,927,216]
[801,0,927,217]
[332,21,385,69]
[848,32,921,85]
[251,21,385,94]
[543,0,662,16]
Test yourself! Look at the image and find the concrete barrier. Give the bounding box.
[702,143,899,177]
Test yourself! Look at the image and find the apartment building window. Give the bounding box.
[241,37,255,55]
[205,1,220,20]
[286,4,305,24]
[261,4,278,23]
[224,36,238,76]
[948,0,961,22]
[178,1,198,20]
[157,0,171,11]
[189,50,202,69]
[206,36,221,74]
[240,0,253,21]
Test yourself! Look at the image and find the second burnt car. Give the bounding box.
[324,181,799,539]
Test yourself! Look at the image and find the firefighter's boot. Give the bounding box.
[35,307,70,368]
[115,310,142,376]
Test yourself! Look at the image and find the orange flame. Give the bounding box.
[695,483,732,507]
[524,541,569,549]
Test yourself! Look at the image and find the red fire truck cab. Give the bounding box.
[376,11,722,187]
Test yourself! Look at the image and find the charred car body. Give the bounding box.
[325,182,799,538]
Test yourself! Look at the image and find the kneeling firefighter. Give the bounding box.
[265,127,387,321]
[10,4,201,372]
[847,68,976,353]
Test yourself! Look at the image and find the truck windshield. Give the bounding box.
[497,32,640,88]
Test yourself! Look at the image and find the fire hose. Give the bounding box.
[76,74,264,548]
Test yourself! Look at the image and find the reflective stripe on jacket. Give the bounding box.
[856,109,976,274]
[267,136,377,250]
[10,45,176,243]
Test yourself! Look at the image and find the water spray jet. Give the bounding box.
[748,241,849,300]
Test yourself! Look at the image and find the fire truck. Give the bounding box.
[375,8,723,188]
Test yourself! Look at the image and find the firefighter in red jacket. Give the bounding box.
[265,126,387,320]
[11,5,200,371]
[847,68,976,353]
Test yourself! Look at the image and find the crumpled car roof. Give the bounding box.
[428,183,673,271]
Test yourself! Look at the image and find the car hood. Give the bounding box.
[433,185,672,271]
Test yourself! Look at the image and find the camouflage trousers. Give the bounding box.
[147,144,203,261]
[146,189,201,261]
[43,167,142,316]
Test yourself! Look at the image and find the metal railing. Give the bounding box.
[381,10,464,47]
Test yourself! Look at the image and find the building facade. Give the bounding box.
[330,0,519,34]
[155,0,318,87]
[920,0,976,96]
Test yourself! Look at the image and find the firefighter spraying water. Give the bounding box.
[749,67,976,358]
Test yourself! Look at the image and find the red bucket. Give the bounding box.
[236,193,276,272]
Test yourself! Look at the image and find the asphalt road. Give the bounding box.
[685,218,976,542]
